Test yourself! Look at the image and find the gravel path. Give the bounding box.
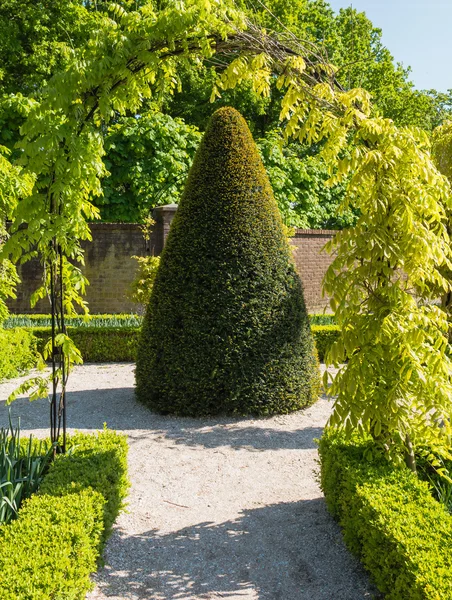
[0,364,377,600]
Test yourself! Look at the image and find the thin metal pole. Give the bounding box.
[50,248,57,447]
[59,249,66,453]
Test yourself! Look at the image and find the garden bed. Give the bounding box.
[318,428,452,599]
[4,312,337,329]
[0,429,129,599]
[4,313,143,328]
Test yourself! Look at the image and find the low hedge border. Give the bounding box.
[0,429,129,599]
[318,429,452,599]
[0,327,40,381]
[28,324,339,363]
[30,326,140,362]
[311,324,340,362]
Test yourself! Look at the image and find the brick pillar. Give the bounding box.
[150,203,178,255]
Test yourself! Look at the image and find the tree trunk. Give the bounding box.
[404,433,416,473]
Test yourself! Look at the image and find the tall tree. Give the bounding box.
[100,111,201,222]
[331,7,445,130]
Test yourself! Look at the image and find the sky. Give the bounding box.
[327,0,452,92]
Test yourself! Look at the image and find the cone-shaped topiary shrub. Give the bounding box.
[135,107,320,416]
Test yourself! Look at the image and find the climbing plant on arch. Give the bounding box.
[0,1,450,462]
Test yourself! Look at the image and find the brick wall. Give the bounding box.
[7,207,337,314]
[9,223,149,315]
[291,229,336,312]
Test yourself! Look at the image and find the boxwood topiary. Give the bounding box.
[136,107,320,416]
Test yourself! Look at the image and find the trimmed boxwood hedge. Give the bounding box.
[0,327,40,381]
[311,324,340,362]
[0,429,129,599]
[27,324,337,363]
[30,326,139,362]
[318,429,452,599]
[136,107,320,416]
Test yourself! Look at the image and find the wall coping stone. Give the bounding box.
[9,221,339,236]
[153,203,179,213]
[293,229,338,236]
[86,222,142,231]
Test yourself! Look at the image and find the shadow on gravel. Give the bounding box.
[149,425,324,451]
[0,388,325,451]
[93,498,376,600]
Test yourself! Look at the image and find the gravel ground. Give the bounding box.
[0,364,377,600]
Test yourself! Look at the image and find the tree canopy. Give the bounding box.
[1,0,451,227]
[100,111,201,222]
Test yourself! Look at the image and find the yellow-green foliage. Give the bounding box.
[0,430,129,600]
[318,429,452,599]
[41,430,130,542]
[432,121,452,183]
[136,107,320,416]
[128,255,161,308]
[0,148,35,323]
[0,328,40,381]
[0,491,104,600]
[323,121,452,462]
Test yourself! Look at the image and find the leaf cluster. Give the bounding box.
[128,255,161,308]
[320,120,452,461]
[256,131,354,228]
[100,111,201,222]
[0,419,53,525]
